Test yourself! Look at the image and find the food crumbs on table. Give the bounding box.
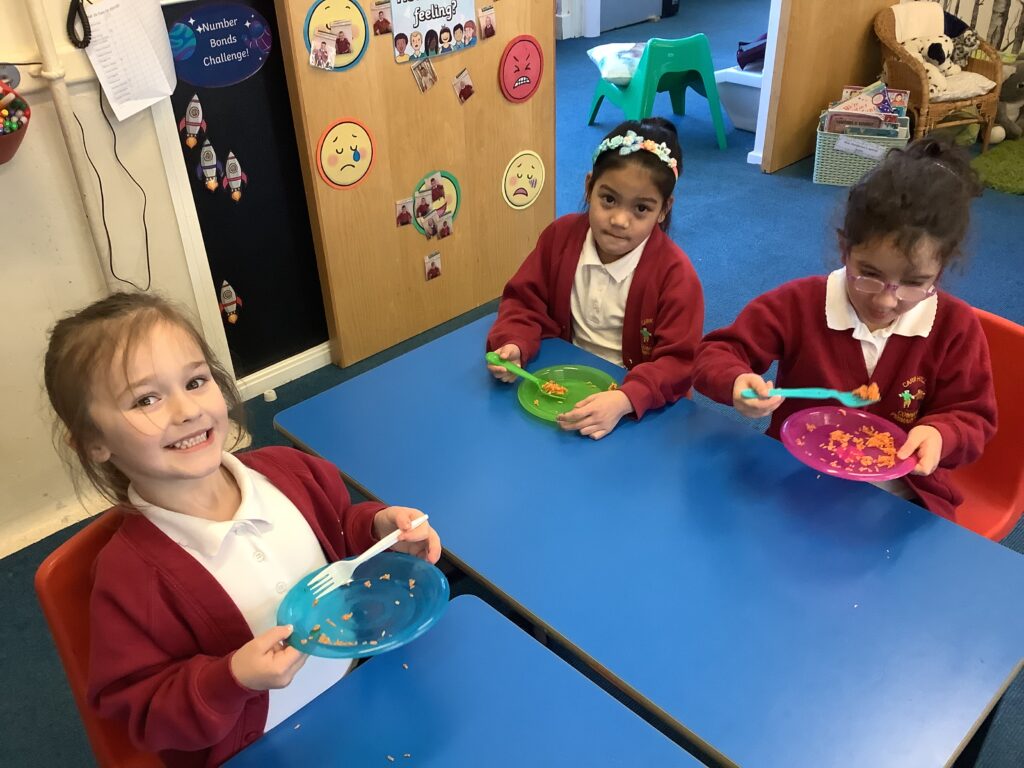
[318,633,332,645]
[312,598,319,606]
[409,592,415,598]
[364,580,373,588]
[326,618,337,627]
[370,640,379,645]
[300,638,308,645]
[380,573,391,580]
[387,756,395,763]
[382,629,387,637]
[342,612,353,621]
[395,600,400,605]
[404,755,412,759]
[294,724,301,730]
[408,578,416,589]
[312,624,321,632]
[402,663,409,670]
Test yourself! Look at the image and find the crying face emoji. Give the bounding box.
[502,151,545,210]
[317,119,374,189]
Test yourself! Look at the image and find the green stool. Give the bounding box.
[588,34,728,150]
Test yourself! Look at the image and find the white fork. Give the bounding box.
[306,515,429,600]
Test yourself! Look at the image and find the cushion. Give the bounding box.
[587,43,646,86]
[932,70,996,101]
[892,1,944,44]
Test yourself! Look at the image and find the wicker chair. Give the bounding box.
[874,7,1002,151]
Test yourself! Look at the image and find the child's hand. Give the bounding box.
[487,344,522,383]
[732,374,784,419]
[896,424,943,476]
[372,506,442,563]
[556,389,634,440]
[230,625,308,691]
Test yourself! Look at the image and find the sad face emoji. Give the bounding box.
[502,151,545,210]
[317,119,374,189]
[499,35,543,103]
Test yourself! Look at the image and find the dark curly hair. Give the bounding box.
[587,117,682,230]
[839,137,982,269]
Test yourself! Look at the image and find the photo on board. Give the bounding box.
[437,213,454,239]
[309,29,337,70]
[479,6,497,40]
[412,58,438,93]
[372,3,393,36]
[329,19,354,57]
[452,68,475,104]
[424,251,442,281]
[395,198,414,227]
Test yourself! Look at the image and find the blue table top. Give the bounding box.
[276,315,1024,768]
[226,596,699,766]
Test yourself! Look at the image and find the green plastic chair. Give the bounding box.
[588,34,727,150]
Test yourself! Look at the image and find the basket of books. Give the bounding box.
[813,82,910,187]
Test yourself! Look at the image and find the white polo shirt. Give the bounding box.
[824,267,938,376]
[130,452,352,732]
[824,267,938,500]
[570,229,649,365]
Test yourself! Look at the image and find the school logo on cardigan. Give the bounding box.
[640,318,654,356]
[892,375,926,425]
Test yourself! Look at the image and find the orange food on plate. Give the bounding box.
[821,424,897,473]
[540,380,567,396]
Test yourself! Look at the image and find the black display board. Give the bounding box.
[164,0,327,378]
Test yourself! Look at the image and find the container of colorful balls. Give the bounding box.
[0,82,30,165]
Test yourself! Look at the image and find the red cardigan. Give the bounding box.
[486,213,705,419]
[86,447,386,767]
[693,276,997,519]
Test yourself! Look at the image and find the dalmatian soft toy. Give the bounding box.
[905,36,952,98]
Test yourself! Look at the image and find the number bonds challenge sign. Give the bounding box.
[169,3,273,88]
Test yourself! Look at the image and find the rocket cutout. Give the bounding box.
[219,280,243,324]
[178,95,207,149]
[195,140,223,192]
[221,151,249,202]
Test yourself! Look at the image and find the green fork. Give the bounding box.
[486,351,565,401]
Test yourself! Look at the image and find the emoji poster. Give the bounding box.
[391,0,477,63]
[317,117,375,189]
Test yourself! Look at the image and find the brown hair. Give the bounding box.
[587,117,682,230]
[43,292,244,504]
[839,137,982,269]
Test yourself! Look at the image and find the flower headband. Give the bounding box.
[592,130,679,179]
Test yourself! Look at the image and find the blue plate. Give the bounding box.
[277,552,449,659]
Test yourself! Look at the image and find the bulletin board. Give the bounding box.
[163,0,329,377]
[275,0,556,365]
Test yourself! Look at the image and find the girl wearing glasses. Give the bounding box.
[693,138,996,519]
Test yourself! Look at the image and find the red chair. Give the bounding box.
[950,309,1024,541]
[34,509,161,768]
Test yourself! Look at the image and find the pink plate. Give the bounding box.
[780,407,917,482]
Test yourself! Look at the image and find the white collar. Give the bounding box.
[825,267,937,341]
[129,452,272,557]
[580,229,648,284]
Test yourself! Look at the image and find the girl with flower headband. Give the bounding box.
[694,138,995,520]
[487,117,705,439]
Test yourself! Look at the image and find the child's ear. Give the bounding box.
[583,172,593,198]
[658,194,675,224]
[837,230,850,263]
[85,438,112,463]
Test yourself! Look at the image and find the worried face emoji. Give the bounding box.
[317,119,374,189]
[304,0,368,70]
[502,151,545,210]
[499,35,543,103]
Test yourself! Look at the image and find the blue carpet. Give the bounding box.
[5,2,1022,766]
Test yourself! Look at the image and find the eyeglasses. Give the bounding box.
[847,273,937,304]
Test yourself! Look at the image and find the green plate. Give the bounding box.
[516,364,619,422]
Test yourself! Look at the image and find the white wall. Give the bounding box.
[0,0,201,557]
